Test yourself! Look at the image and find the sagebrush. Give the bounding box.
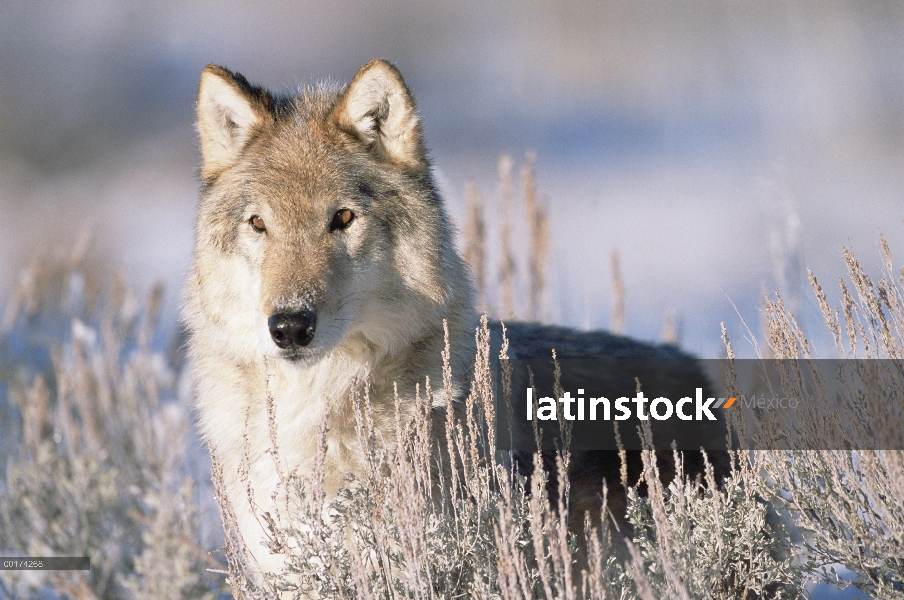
[1,178,902,599]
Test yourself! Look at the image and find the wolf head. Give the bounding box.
[186,60,472,365]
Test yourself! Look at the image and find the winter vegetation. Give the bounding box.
[1,156,903,598]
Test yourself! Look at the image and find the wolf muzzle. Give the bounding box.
[268,310,316,350]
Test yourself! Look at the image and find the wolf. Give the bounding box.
[184,59,478,585]
[184,59,723,590]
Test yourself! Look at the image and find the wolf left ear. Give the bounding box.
[332,60,425,168]
[196,65,275,181]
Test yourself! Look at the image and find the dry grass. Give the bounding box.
[610,250,625,336]
[521,152,551,323]
[0,243,223,599]
[466,151,551,324]
[496,154,518,320]
[1,156,902,599]
[464,183,488,314]
[738,234,904,598]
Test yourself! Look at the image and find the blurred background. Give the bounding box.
[3,0,904,358]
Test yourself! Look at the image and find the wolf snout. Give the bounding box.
[268,310,316,350]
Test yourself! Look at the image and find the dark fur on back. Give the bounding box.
[497,321,695,359]
[491,321,730,545]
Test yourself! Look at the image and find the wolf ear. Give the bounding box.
[196,65,274,181]
[332,60,425,168]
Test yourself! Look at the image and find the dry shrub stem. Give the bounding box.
[610,250,625,335]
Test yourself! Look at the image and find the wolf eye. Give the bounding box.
[330,209,355,231]
[249,215,266,232]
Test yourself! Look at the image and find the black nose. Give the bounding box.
[268,310,316,349]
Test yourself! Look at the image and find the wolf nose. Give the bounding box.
[268,311,316,349]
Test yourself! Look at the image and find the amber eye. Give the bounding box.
[330,209,355,231]
[250,215,266,232]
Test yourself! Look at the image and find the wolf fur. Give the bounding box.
[184,59,721,587]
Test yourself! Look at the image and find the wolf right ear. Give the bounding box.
[332,60,426,169]
[196,65,274,181]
